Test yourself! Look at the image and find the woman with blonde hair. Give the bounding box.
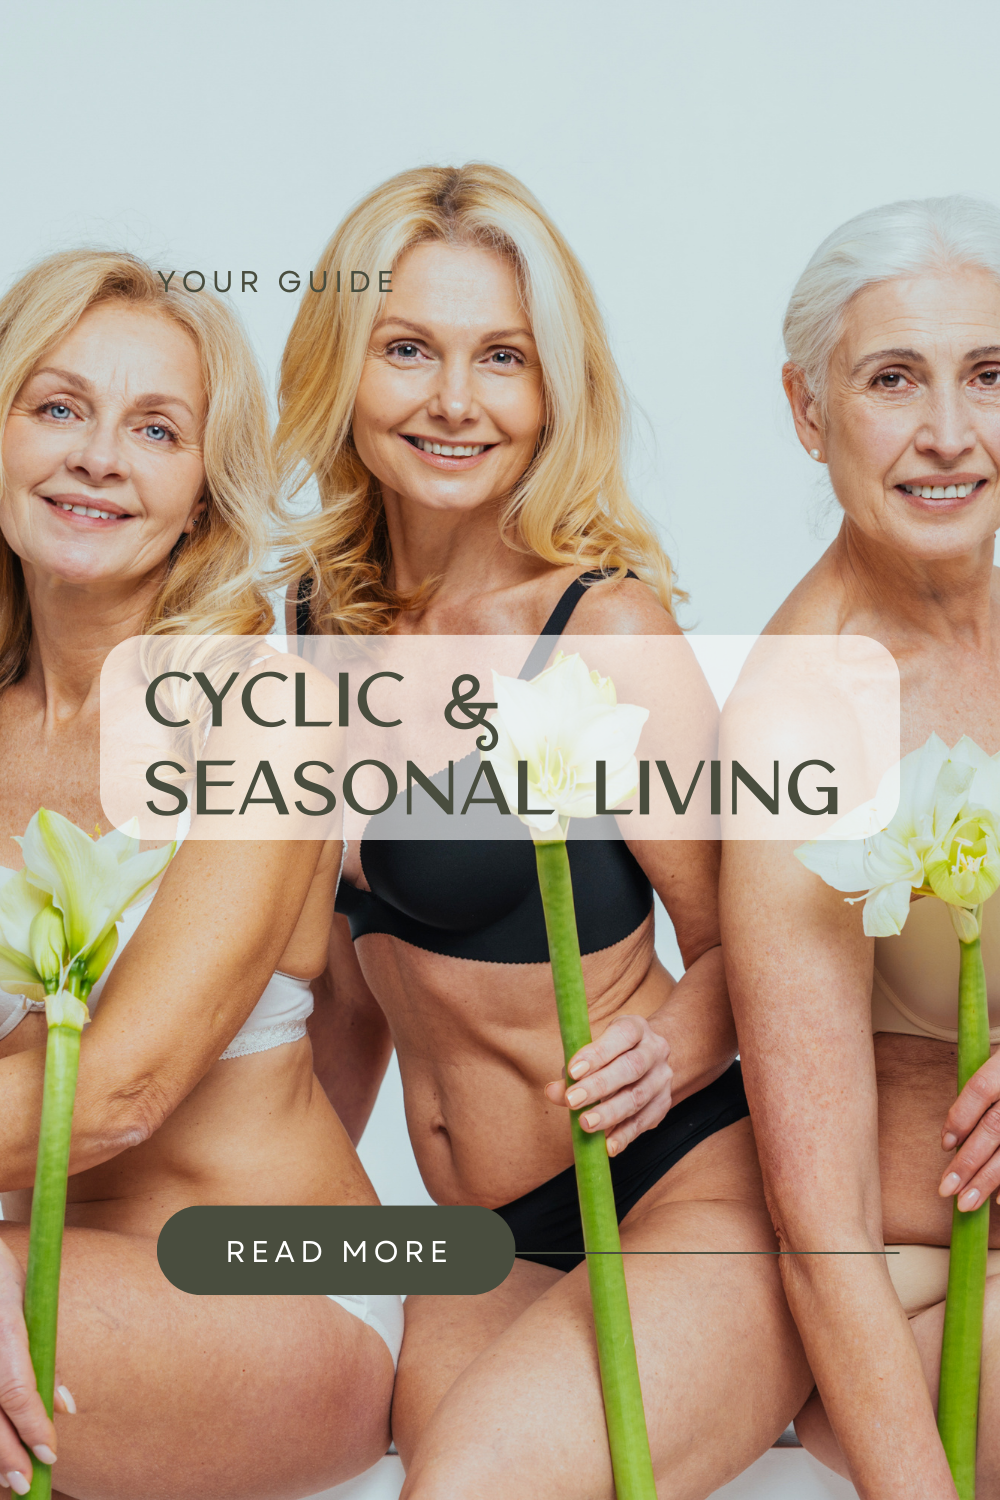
[279,162,811,1498]
[0,249,399,1499]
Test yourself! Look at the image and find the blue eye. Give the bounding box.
[48,404,72,419]
[144,424,171,441]
[489,349,522,368]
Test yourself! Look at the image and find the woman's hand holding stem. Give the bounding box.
[939,1047,1000,1213]
[0,1237,72,1495]
[543,945,732,1156]
[544,1014,673,1156]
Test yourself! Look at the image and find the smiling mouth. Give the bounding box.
[402,435,494,458]
[44,497,130,521]
[898,481,984,500]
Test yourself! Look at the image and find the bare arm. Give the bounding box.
[722,837,957,1499]
[307,913,393,1146]
[636,836,735,1100]
[543,577,734,1149]
[545,833,734,1153]
[285,582,395,1140]
[286,583,393,1138]
[0,837,325,1189]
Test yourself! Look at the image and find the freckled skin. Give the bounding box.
[0,303,392,1498]
[726,267,1000,1494]
[308,241,813,1499]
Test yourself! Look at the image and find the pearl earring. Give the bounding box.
[809,448,822,460]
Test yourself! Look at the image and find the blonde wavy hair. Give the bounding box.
[0,250,278,691]
[275,163,682,634]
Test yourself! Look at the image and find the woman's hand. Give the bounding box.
[939,1048,1000,1211]
[544,1015,673,1156]
[0,1236,72,1494]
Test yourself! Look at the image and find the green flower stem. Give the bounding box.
[535,839,656,1499]
[23,970,90,1500]
[938,933,992,1499]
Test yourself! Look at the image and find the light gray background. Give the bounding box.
[3,0,998,1203]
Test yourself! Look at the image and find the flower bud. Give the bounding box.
[949,905,982,944]
[80,926,119,988]
[28,904,67,991]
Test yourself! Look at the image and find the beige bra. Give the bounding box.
[872,895,1000,1042]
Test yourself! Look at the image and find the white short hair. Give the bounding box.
[783,195,1000,401]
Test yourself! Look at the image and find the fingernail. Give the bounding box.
[7,1475,30,1496]
[583,1111,602,1129]
[607,1139,619,1157]
[943,1132,957,1149]
[566,1087,587,1108]
[0,1474,9,1488]
[941,1172,961,1195]
[568,1060,590,1080]
[960,1187,981,1210]
[32,1446,57,1465]
[57,1385,77,1415]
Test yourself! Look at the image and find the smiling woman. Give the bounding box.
[0,253,274,695]
[275,163,679,636]
[274,163,813,1500]
[785,268,1000,560]
[5,305,208,584]
[0,251,398,1500]
[353,238,546,506]
[722,196,1000,1498]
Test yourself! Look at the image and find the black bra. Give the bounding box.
[316,571,654,964]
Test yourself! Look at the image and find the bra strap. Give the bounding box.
[293,567,637,664]
[295,574,313,636]
[518,569,638,680]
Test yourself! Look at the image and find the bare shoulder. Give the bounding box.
[764,546,845,636]
[569,575,681,638]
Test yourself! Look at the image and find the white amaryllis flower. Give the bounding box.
[796,734,1000,941]
[0,868,58,1000]
[482,651,649,840]
[16,810,175,961]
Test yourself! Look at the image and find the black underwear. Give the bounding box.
[323,571,655,964]
[495,1061,750,1270]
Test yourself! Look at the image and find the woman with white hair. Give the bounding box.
[279,162,812,1498]
[724,196,1000,1495]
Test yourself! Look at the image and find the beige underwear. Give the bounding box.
[886,1244,1000,1316]
[872,892,1000,1042]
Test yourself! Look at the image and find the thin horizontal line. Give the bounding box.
[516,1250,901,1257]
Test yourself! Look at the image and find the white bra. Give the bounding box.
[1,645,331,1056]
[0,863,315,1059]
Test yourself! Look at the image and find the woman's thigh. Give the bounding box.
[399,1119,811,1500]
[1,1223,394,1500]
[393,1257,562,1461]
[797,1274,1000,1496]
